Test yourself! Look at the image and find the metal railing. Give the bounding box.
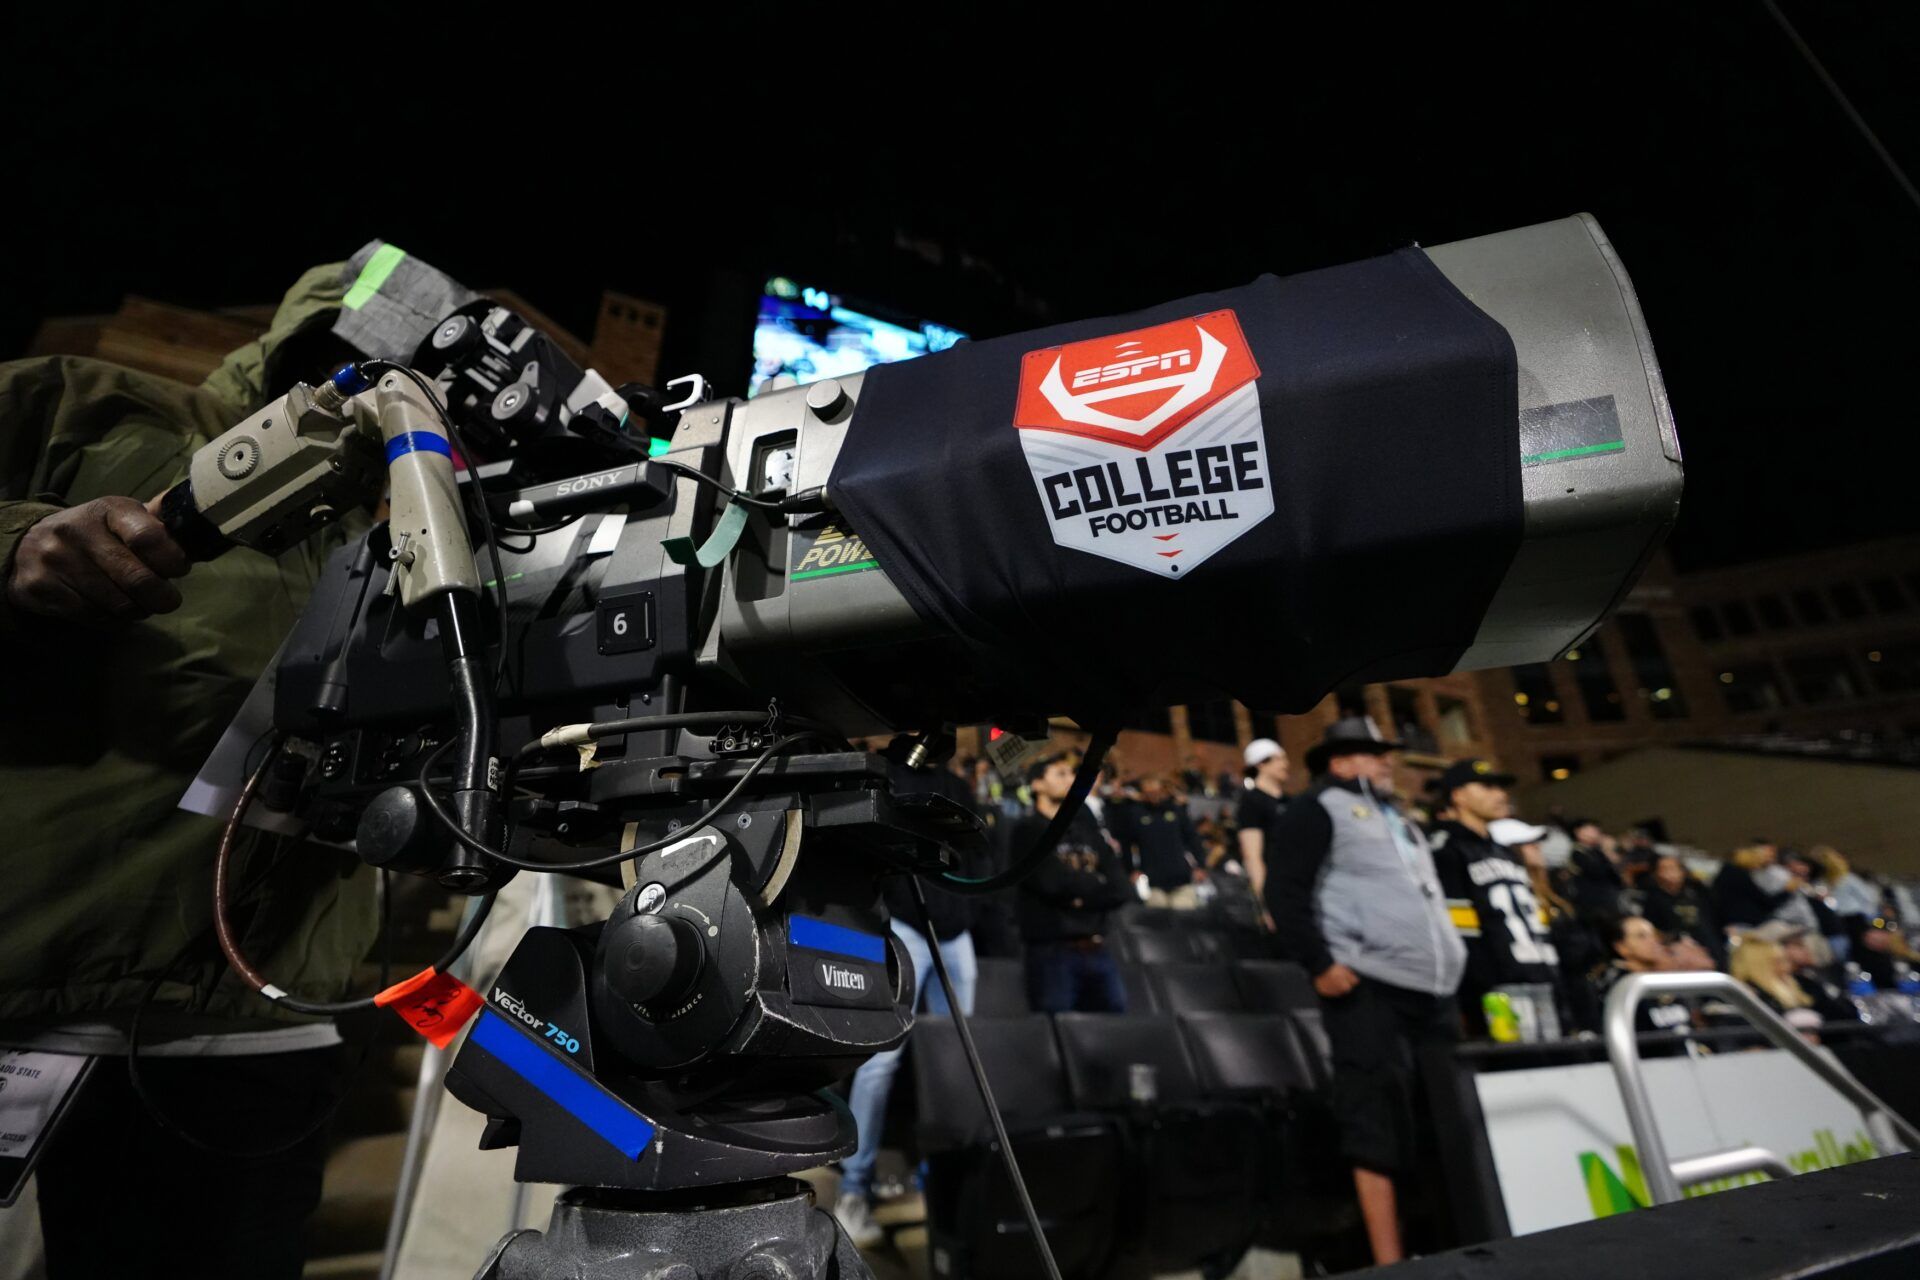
[1603,970,1920,1204]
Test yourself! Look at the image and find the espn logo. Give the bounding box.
[1069,342,1195,390]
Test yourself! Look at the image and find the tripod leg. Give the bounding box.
[470,1182,876,1279]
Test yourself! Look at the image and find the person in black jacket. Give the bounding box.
[1112,774,1208,908]
[1566,819,1629,924]
[1014,753,1136,1012]
[1710,844,1791,930]
[1641,854,1727,969]
[1594,914,1699,1043]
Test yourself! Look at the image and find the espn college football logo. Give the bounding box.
[1013,311,1271,578]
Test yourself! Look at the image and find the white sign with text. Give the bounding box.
[1475,1048,1882,1235]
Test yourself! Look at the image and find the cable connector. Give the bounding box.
[778,486,831,514]
[538,723,596,751]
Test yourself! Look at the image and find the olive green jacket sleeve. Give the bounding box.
[0,261,383,1030]
[0,261,351,636]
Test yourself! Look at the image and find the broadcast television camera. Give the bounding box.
[165,213,1680,1278]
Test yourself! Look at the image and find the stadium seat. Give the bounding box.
[912,1016,1122,1280]
[1183,928,1234,963]
[1118,928,1200,965]
[1174,1012,1359,1262]
[1052,1013,1204,1108]
[970,956,1029,1016]
[1175,1013,1316,1100]
[1145,961,1245,1014]
[1231,959,1317,1012]
[1233,959,1332,1083]
[913,1015,1072,1148]
[1115,962,1158,1014]
[1116,905,1183,931]
[1053,1014,1264,1275]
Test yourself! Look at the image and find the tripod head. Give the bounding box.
[443,741,981,1190]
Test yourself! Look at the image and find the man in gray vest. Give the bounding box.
[1263,715,1466,1265]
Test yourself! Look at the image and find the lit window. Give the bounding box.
[1511,666,1563,725]
[1617,614,1688,720]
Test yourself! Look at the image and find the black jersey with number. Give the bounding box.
[1430,820,1560,994]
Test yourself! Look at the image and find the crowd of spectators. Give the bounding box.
[836,724,1920,1260]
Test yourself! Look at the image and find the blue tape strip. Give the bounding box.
[385,431,453,464]
[468,1011,655,1160]
[789,915,886,963]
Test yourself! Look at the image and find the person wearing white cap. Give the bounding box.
[1234,738,1289,905]
[1427,760,1561,1037]
[1488,817,1549,848]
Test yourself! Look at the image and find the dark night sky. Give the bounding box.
[7,3,1917,572]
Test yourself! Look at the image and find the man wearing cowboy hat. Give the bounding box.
[1264,715,1465,1265]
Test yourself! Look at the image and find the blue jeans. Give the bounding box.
[1024,941,1128,1013]
[841,921,977,1199]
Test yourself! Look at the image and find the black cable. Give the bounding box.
[211,742,499,1016]
[512,709,833,764]
[935,731,1114,894]
[1762,0,1920,217]
[494,510,584,554]
[908,876,1063,1280]
[646,456,787,511]
[500,511,585,538]
[418,731,822,873]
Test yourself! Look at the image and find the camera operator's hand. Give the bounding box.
[1313,962,1361,999]
[5,497,192,626]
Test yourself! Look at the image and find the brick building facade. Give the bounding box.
[1091,536,1920,806]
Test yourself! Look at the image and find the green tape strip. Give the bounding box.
[662,499,751,569]
[1521,440,1627,466]
[792,560,880,582]
[343,244,408,311]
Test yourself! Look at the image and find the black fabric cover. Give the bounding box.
[828,248,1520,725]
